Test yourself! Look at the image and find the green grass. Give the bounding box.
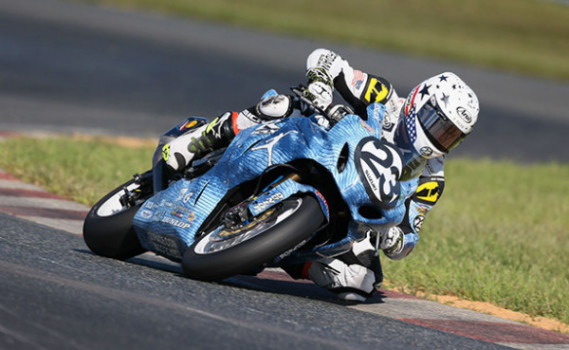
[0,136,155,205]
[77,0,569,80]
[1,136,568,324]
[383,159,569,324]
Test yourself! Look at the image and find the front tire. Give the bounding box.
[182,195,325,281]
[83,179,147,259]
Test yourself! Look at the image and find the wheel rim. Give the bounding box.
[96,182,140,217]
[194,198,303,255]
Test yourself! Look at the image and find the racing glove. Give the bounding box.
[303,67,334,111]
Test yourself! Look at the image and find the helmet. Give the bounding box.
[393,72,479,180]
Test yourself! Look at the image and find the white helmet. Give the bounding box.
[393,72,479,180]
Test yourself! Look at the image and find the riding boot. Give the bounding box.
[164,112,237,171]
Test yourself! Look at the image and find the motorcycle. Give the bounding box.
[83,88,417,281]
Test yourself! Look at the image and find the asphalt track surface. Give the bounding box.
[1,0,569,349]
[1,212,514,350]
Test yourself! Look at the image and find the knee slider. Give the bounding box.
[255,94,293,120]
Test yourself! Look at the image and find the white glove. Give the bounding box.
[308,258,377,302]
[304,67,334,111]
[380,226,404,259]
[305,81,333,110]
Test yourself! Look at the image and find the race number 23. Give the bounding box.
[355,137,403,208]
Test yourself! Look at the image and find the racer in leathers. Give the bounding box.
[162,48,480,301]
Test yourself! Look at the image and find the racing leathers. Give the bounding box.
[162,48,445,301]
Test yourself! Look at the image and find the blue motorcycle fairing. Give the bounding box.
[133,101,416,262]
[248,178,330,220]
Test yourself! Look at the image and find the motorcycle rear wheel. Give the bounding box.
[83,178,147,259]
[182,195,325,281]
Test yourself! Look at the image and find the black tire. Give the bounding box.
[83,179,147,259]
[182,195,325,281]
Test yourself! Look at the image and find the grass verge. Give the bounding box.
[1,135,568,325]
[76,0,569,80]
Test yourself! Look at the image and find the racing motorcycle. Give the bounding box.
[83,88,416,281]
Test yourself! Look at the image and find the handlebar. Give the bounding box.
[290,85,353,125]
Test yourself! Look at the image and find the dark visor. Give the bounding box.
[417,101,466,153]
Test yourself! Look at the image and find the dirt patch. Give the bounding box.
[71,133,157,148]
[430,294,569,334]
[388,287,569,334]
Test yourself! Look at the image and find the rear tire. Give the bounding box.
[182,195,325,281]
[83,179,147,259]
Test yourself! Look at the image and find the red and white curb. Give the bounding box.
[0,169,89,234]
[1,167,569,349]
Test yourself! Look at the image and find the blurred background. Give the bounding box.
[1,0,568,162]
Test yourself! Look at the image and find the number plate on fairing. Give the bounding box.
[354,137,403,209]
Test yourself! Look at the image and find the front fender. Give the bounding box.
[248,178,330,223]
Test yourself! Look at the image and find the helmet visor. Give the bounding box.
[417,100,466,153]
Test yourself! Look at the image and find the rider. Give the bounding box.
[162,48,479,301]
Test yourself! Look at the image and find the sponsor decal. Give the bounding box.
[162,144,170,161]
[182,192,194,203]
[364,78,389,103]
[316,52,337,70]
[170,210,185,219]
[252,122,280,135]
[415,181,440,203]
[456,106,472,123]
[139,209,153,220]
[175,188,188,202]
[161,217,191,229]
[420,146,433,157]
[252,192,285,213]
[413,215,425,232]
[241,109,261,123]
[178,120,198,131]
[251,130,297,166]
[187,211,196,222]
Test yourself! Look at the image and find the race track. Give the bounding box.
[1,0,569,349]
[1,212,514,350]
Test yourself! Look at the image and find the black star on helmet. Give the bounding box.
[419,84,431,100]
[439,74,448,82]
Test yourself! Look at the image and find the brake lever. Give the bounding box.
[290,85,329,117]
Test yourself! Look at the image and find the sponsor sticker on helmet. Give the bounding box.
[456,107,472,123]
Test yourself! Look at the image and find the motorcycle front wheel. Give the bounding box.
[83,177,149,259]
[182,195,325,281]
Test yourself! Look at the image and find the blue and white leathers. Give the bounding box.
[132,92,419,264]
